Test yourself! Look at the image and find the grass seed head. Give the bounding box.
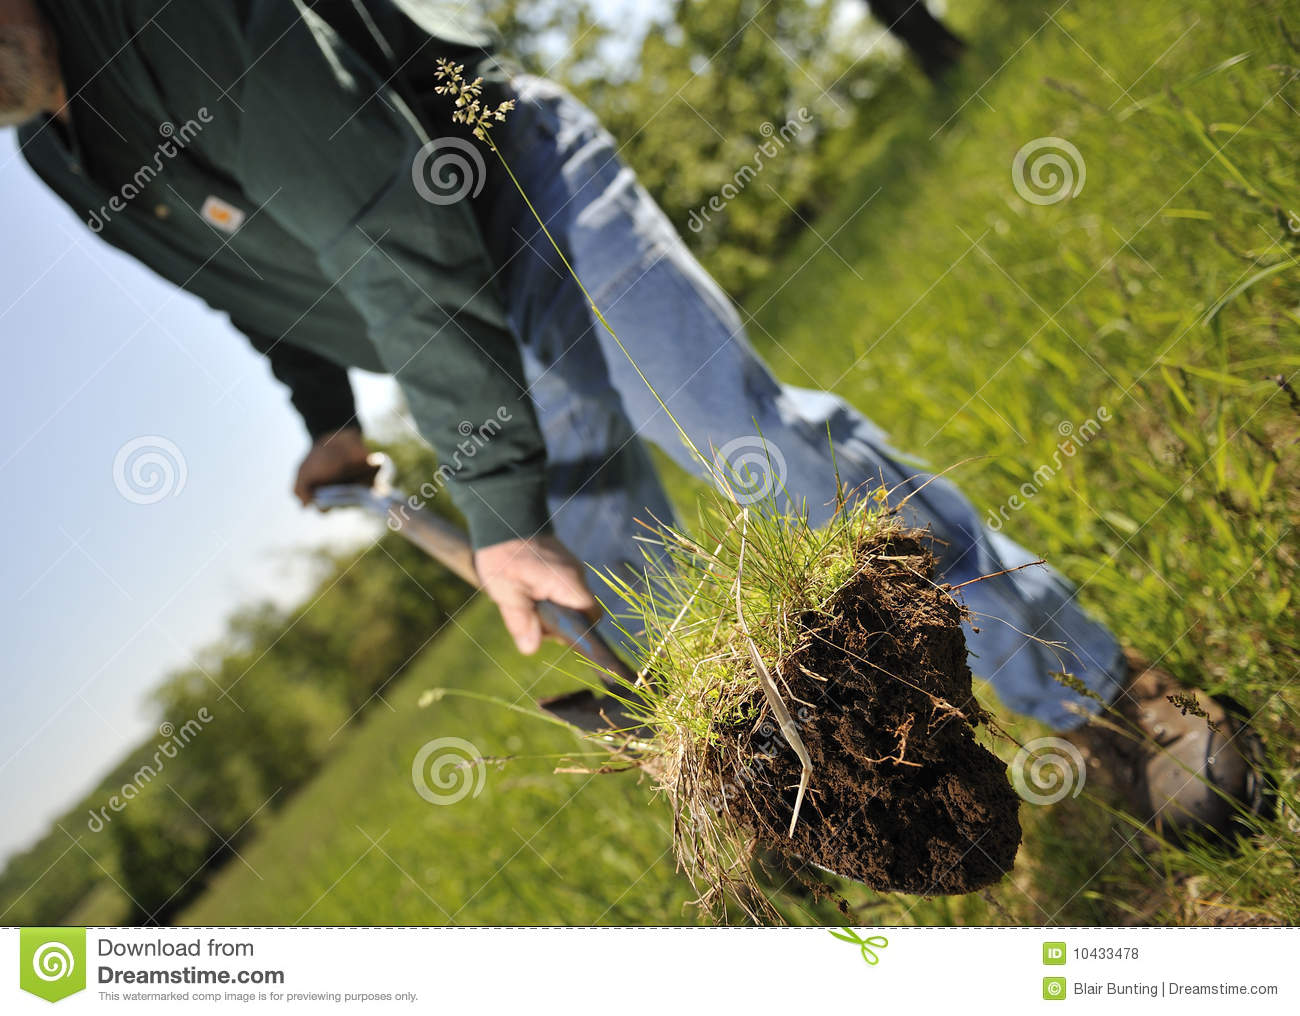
[434,58,515,141]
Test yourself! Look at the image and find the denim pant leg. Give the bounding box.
[518,342,680,654]
[478,110,678,650]
[488,76,1126,730]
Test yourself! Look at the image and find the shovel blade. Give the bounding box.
[537,688,646,740]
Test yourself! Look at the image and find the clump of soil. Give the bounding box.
[711,529,1021,895]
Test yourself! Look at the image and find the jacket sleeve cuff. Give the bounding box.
[450,466,553,549]
[299,396,361,442]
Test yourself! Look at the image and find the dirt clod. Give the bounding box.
[713,530,1022,895]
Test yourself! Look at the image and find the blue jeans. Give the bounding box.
[481,77,1125,731]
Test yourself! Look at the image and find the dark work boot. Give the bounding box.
[1066,650,1270,846]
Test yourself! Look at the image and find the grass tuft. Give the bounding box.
[596,482,938,920]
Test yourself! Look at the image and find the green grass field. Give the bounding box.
[178,0,1298,926]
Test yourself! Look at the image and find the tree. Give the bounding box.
[865,1,966,80]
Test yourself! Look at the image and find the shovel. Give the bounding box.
[315,457,917,893]
[312,454,644,739]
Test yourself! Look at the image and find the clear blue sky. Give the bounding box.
[0,0,668,866]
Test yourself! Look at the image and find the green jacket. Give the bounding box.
[21,0,549,548]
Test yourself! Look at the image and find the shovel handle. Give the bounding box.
[383,499,480,587]
[535,601,636,687]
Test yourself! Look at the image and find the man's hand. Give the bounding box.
[294,426,377,506]
[474,535,599,655]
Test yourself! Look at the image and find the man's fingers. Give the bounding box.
[531,548,600,618]
[292,427,372,509]
[474,536,601,652]
[540,573,601,621]
[495,595,543,655]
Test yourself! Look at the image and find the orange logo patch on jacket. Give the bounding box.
[200,195,246,233]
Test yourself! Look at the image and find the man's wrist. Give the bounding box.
[454,467,553,550]
[310,423,364,445]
